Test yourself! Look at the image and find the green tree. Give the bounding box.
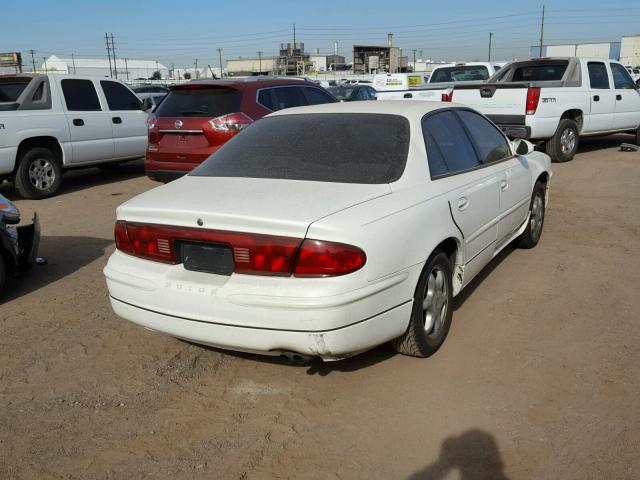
[183,72,191,80]
[149,70,162,80]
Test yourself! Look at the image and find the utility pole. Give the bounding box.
[488,32,493,62]
[71,53,77,74]
[124,58,129,80]
[43,57,48,73]
[412,49,416,71]
[539,5,545,57]
[105,33,112,77]
[170,62,174,79]
[110,33,117,78]
[217,48,223,78]
[257,51,263,75]
[194,58,198,78]
[29,49,36,72]
[155,60,159,78]
[419,49,423,60]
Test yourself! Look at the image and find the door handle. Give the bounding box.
[616,94,622,100]
[112,116,122,124]
[403,93,413,98]
[457,197,469,211]
[72,118,84,126]
[500,180,509,191]
[593,95,600,101]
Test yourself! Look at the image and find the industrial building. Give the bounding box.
[530,35,640,65]
[310,54,347,72]
[353,35,407,74]
[40,55,169,79]
[226,57,278,76]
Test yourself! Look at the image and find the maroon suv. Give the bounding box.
[145,78,337,182]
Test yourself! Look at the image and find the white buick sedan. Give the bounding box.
[104,101,551,361]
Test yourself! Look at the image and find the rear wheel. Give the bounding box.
[14,147,62,199]
[546,118,579,163]
[392,251,453,358]
[517,181,546,249]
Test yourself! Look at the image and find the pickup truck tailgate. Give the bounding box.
[452,84,528,118]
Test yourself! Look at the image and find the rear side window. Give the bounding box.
[192,113,410,184]
[587,62,610,89]
[0,77,31,102]
[422,111,480,177]
[512,62,568,81]
[101,81,141,110]
[610,63,635,89]
[430,66,490,83]
[457,111,511,164]
[257,89,276,110]
[272,87,307,111]
[61,79,101,111]
[304,87,335,105]
[155,88,242,117]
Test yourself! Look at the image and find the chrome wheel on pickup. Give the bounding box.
[546,118,579,163]
[14,147,63,199]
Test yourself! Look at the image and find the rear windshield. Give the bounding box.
[154,87,242,117]
[512,62,568,81]
[0,77,32,102]
[430,66,489,82]
[192,113,410,184]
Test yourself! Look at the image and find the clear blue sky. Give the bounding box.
[2,0,640,68]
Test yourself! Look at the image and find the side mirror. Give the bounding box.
[142,98,153,111]
[513,138,535,155]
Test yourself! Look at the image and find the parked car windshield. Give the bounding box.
[512,62,568,81]
[430,66,490,82]
[192,113,410,184]
[154,87,242,117]
[0,77,32,102]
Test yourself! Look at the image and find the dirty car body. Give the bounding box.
[104,101,551,360]
[0,194,40,297]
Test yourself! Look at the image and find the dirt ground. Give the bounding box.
[1,135,639,480]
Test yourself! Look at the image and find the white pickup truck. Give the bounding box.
[448,58,640,162]
[0,74,147,198]
[375,63,504,101]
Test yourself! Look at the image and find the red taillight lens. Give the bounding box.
[114,220,135,255]
[208,112,253,132]
[526,87,540,115]
[441,88,454,102]
[147,114,159,143]
[294,239,366,277]
[125,223,177,263]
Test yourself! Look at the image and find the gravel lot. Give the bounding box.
[1,135,639,480]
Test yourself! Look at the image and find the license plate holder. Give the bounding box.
[178,242,234,276]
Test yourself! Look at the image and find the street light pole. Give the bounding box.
[257,51,263,75]
[217,48,223,78]
[488,32,493,62]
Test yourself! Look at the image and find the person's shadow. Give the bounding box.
[407,429,509,480]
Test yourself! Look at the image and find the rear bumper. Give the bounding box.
[146,169,188,183]
[498,125,531,139]
[104,250,417,360]
[110,296,412,360]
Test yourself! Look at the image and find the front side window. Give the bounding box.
[457,110,511,163]
[61,79,101,111]
[101,81,141,110]
[272,87,307,110]
[587,62,610,89]
[192,113,410,184]
[610,63,635,89]
[422,111,480,178]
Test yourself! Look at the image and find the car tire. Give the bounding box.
[517,180,546,249]
[635,125,640,146]
[392,251,453,358]
[0,254,6,299]
[545,119,579,163]
[14,147,62,199]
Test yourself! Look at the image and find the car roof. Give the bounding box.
[171,78,314,91]
[269,100,465,118]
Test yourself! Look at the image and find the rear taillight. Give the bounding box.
[208,112,253,132]
[147,114,159,144]
[293,240,366,278]
[114,221,366,277]
[441,87,454,102]
[526,87,541,115]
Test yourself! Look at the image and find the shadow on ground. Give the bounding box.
[407,429,510,480]
[1,235,113,302]
[0,159,146,200]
